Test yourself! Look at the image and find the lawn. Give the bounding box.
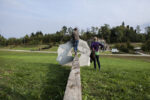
[1,51,150,100]
[0,45,44,50]
[0,45,58,52]
[0,51,70,100]
[81,55,150,100]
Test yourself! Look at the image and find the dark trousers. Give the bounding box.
[93,55,101,70]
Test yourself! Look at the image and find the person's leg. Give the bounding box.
[74,40,77,54]
[93,57,96,69]
[76,40,79,50]
[74,40,79,55]
[74,44,76,53]
[96,55,101,70]
[74,40,77,52]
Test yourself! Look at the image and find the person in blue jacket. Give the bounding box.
[91,37,104,71]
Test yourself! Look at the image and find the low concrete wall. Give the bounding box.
[63,55,82,100]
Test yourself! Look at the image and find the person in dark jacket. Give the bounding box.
[91,37,104,71]
[72,28,79,55]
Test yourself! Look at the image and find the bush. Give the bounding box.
[126,41,134,50]
[114,42,134,53]
[142,40,150,52]
[120,44,129,53]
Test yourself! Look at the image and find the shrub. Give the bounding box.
[142,40,150,52]
[120,44,129,53]
[114,42,134,53]
[126,41,134,50]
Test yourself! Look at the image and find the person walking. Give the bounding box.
[91,37,104,71]
[72,28,79,55]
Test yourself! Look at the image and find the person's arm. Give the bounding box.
[72,32,75,40]
[99,42,104,49]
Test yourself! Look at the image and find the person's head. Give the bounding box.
[74,28,78,31]
[94,37,98,42]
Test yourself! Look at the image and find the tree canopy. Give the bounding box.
[0,23,150,47]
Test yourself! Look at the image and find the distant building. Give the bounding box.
[134,47,142,53]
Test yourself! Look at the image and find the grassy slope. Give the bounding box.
[0,51,70,100]
[81,56,150,100]
[0,45,44,50]
[0,45,58,52]
[42,46,58,52]
[110,43,142,48]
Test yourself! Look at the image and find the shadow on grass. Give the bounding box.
[0,85,26,100]
[0,63,70,100]
[40,63,70,100]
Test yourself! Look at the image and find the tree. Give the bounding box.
[62,26,67,35]
[7,38,17,45]
[142,40,150,52]
[110,26,124,43]
[136,25,141,34]
[35,31,43,44]
[0,23,149,46]
[91,27,96,35]
[122,21,125,27]
[0,34,6,46]
[145,26,150,40]
[99,24,111,43]
[23,34,30,44]
[68,27,73,35]
[129,26,137,42]
[80,29,85,36]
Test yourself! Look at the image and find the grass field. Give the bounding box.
[81,55,150,100]
[0,45,44,50]
[1,51,150,100]
[110,43,142,48]
[0,45,58,52]
[0,51,70,100]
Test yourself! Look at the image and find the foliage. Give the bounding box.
[98,24,111,43]
[114,41,134,53]
[142,40,150,52]
[0,23,150,46]
[0,34,6,46]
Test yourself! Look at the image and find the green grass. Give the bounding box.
[0,51,70,100]
[0,45,58,52]
[100,51,112,55]
[110,43,142,49]
[49,46,58,51]
[131,43,142,47]
[0,45,46,50]
[42,46,58,52]
[81,55,150,100]
[1,50,150,100]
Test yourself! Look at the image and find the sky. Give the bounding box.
[0,0,150,38]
